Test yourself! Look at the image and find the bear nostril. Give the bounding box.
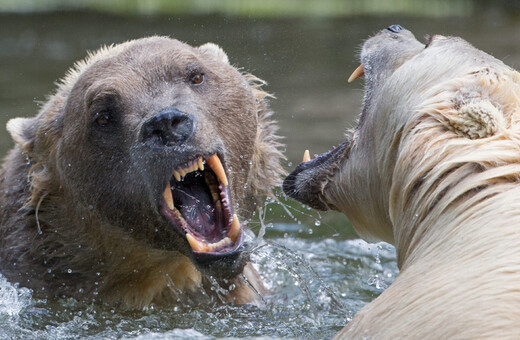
[142,108,196,147]
[387,24,404,33]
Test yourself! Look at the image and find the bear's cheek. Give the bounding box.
[220,110,257,212]
[54,127,155,220]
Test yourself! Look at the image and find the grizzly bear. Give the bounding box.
[0,36,285,309]
[285,25,520,338]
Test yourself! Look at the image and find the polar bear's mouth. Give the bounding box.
[160,154,243,256]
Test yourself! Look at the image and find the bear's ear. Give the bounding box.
[445,100,504,139]
[6,117,36,153]
[198,43,230,65]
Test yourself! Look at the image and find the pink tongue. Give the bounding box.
[172,174,225,241]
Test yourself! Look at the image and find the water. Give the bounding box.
[2,6,520,339]
[0,220,397,339]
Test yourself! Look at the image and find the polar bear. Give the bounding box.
[285,25,520,339]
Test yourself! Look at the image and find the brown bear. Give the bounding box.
[285,25,520,338]
[0,36,285,309]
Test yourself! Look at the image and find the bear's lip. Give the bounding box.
[283,138,352,211]
[160,153,244,257]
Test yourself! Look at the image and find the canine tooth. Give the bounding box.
[163,183,174,210]
[198,157,204,171]
[207,154,228,186]
[173,170,181,182]
[303,149,311,162]
[348,64,364,83]
[227,214,241,242]
[186,233,209,252]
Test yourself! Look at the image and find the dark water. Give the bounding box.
[1,9,520,339]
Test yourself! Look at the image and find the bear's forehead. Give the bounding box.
[73,38,224,100]
[90,38,204,73]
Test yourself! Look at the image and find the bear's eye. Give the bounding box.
[94,111,113,127]
[189,72,205,85]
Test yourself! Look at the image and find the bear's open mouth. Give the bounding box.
[161,154,243,256]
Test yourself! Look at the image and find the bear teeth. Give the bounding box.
[171,154,227,185]
[348,64,364,83]
[206,154,228,186]
[164,182,174,210]
[227,214,240,242]
[172,156,205,182]
[303,149,311,162]
[185,234,234,253]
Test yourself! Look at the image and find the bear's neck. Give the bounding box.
[392,178,520,270]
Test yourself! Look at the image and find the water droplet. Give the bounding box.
[67,269,72,274]
[314,220,321,226]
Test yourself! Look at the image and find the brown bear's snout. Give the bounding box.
[141,108,196,147]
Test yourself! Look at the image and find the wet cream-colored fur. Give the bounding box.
[329,36,520,338]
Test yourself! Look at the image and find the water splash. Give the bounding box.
[0,194,398,339]
[0,274,32,317]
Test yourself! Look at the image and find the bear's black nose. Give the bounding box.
[141,108,196,147]
[387,24,404,33]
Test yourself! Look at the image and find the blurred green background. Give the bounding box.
[0,0,477,17]
[1,0,520,238]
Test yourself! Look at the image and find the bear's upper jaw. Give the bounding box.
[161,153,244,257]
[348,25,424,105]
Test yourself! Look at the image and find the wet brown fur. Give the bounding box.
[0,36,285,309]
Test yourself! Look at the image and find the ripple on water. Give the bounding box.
[0,228,397,339]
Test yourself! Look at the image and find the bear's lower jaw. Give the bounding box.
[283,139,352,211]
[161,153,244,257]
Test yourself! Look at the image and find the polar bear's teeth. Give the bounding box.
[206,154,228,186]
[303,149,311,162]
[164,182,174,210]
[172,170,181,181]
[185,233,233,253]
[227,214,240,242]
[348,64,364,83]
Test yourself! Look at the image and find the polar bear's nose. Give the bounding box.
[141,108,196,147]
[387,24,404,33]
